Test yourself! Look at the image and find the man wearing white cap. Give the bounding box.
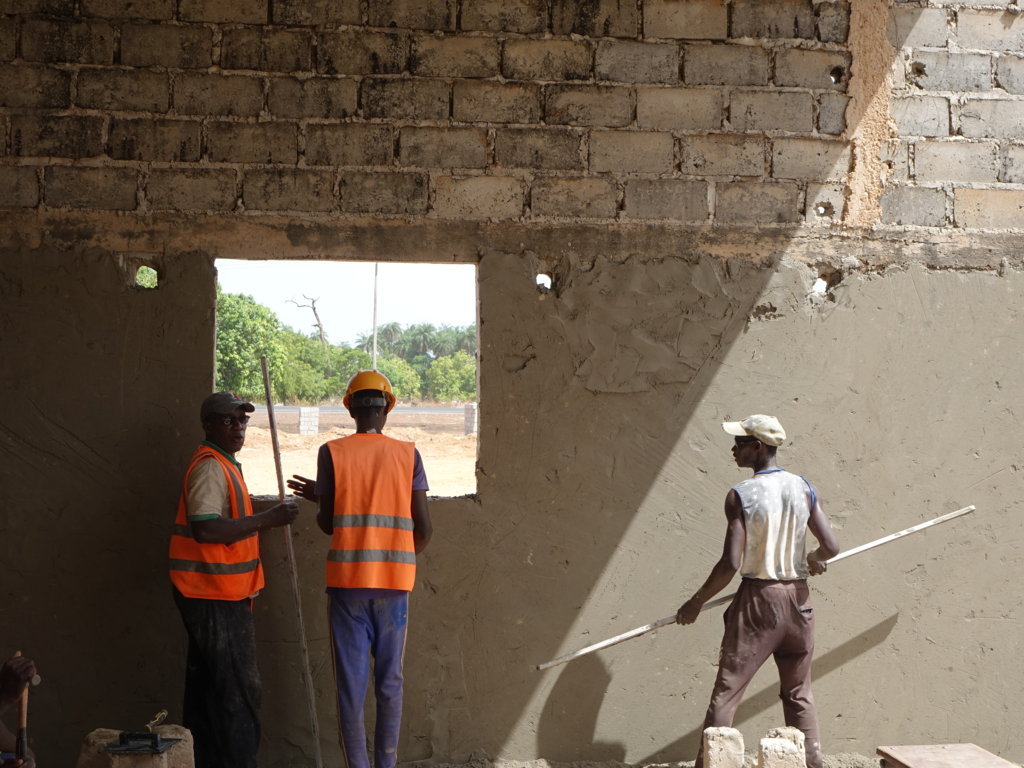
[676,415,839,768]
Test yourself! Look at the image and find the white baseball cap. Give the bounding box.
[722,414,786,447]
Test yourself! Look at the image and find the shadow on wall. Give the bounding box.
[537,654,626,762]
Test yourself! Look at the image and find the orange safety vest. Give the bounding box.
[325,433,416,591]
[169,445,265,601]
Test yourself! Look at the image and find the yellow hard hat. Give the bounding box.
[343,370,396,413]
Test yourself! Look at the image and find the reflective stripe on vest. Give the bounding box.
[326,434,416,591]
[169,445,265,600]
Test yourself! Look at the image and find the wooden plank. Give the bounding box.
[877,743,1018,768]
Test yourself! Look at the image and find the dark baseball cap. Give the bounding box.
[200,391,256,421]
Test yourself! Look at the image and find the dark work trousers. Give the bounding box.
[173,588,262,768]
[694,578,822,768]
[329,591,409,768]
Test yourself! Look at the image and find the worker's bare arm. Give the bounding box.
[806,492,839,575]
[411,490,431,553]
[676,490,745,625]
[316,494,334,536]
[192,501,299,544]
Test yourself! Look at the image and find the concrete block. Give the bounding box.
[318,31,409,76]
[108,118,201,162]
[960,98,1024,138]
[685,43,768,86]
[339,171,429,213]
[433,175,524,219]
[0,19,15,61]
[273,0,359,25]
[957,10,1024,52]
[76,69,169,112]
[21,19,114,64]
[890,95,949,137]
[954,186,1024,228]
[362,78,449,120]
[0,64,70,108]
[552,0,639,37]
[453,80,540,123]
[44,166,137,210]
[207,122,298,164]
[412,35,500,78]
[178,0,266,24]
[730,0,815,39]
[765,726,804,754]
[243,169,335,211]
[681,135,766,176]
[999,143,1024,182]
[881,139,910,181]
[174,73,263,117]
[76,726,194,768]
[81,0,175,19]
[644,0,728,40]
[623,178,708,220]
[637,86,724,130]
[772,137,852,181]
[544,84,632,127]
[305,124,393,166]
[0,166,39,208]
[367,0,455,30]
[494,127,584,170]
[730,91,814,133]
[590,130,674,173]
[530,176,618,217]
[222,28,313,72]
[914,139,998,182]
[888,7,948,49]
[596,40,679,84]
[909,51,991,92]
[716,181,803,223]
[121,23,213,68]
[775,48,850,90]
[12,114,105,158]
[267,77,357,119]
[148,168,237,211]
[815,2,849,44]
[996,55,1024,94]
[299,406,320,435]
[503,39,593,81]
[461,1,547,33]
[817,92,848,135]
[804,182,846,223]
[758,737,804,768]
[880,184,947,226]
[703,726,745,768]
[399,126,489,168]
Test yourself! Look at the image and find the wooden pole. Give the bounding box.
[536,504,976,671]
[260,357,323,768]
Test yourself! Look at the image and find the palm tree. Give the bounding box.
[432,326,460,357]
[401,323,436,358]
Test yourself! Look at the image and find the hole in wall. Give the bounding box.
[829,66,845,84]
[135,265,159,289]
[911,61,926,78]
[536,273,553,293]
[814,201,835,218]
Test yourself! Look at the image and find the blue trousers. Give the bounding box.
[328,591,409,768]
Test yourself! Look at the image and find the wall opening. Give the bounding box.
[213,259,478,498]
[135,265,159,288]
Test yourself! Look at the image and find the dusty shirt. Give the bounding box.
[185,443,243,520]
[732,468,814,580]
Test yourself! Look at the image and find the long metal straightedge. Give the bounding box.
[536,504,976,671]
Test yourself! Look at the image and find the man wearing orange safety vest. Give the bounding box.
[169,391,299,768]
[289,370,432,768]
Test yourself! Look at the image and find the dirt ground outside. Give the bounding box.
[237,408,477,498]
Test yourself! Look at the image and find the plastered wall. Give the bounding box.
[3,0,1024,766]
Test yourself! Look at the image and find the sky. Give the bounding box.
[215,260,477,347]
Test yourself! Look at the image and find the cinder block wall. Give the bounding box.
[3,1,1024,766]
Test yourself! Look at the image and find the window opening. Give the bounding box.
[214,260,478,498]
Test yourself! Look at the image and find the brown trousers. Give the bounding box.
[695,578,822,768]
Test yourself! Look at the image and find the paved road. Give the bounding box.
[253,405,467,415]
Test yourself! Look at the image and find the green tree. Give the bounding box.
[376,356,422,401]
[424,350,476,402]
[398,323,436,358]
[215,287,285,400]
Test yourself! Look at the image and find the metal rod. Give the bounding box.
[260,356,323,768]
[536,504,976,671]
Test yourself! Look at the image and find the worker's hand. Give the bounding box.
[2,756,36,768]
[0,653,35,713]
[676,598,703,625]
[807,551,828,576]
[267,500,300,527]
[286,475,317,502]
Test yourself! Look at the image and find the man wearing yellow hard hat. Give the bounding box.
[289,371,432,768]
